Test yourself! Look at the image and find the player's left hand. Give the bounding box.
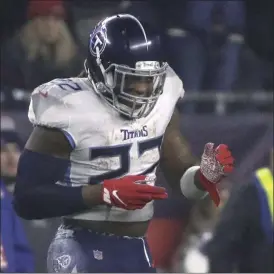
[199,143,235,206]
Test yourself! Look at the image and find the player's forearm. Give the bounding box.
[161,162,206,197]
[14,184,104,220]
[160,160,193,192]
[160,137,208,199]
[82,184,103,207]
[160,109,210,199]
[14,149,104,219]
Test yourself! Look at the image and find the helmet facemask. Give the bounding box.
[86,58,168,119]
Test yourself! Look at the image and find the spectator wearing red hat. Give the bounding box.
[1,0,83,91]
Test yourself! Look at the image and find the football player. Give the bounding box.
[14,14,234,273]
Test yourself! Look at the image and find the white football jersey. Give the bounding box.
[28,66,185,222]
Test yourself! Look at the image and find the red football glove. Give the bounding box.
[102,175,168,210]
[199,143,235,206]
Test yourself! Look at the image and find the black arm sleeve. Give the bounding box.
[14,149,88,220]
[203,182,259,272]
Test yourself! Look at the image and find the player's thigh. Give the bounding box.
[108,236,156,273]
[47,225,89,273]
[134,237,157,273]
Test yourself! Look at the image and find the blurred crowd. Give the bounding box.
[0,0,273,272]
[1,0,273,113]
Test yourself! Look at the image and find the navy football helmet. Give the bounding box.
[85,14,168,119]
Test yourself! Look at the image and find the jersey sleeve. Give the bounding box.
[166,66,185,99]
[174,77,185,100]
[28,81,81,148]
[178,78,185,99]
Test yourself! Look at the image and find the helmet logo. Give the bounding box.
[89,27,107,57]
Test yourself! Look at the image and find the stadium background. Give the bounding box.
[1,0,273,272]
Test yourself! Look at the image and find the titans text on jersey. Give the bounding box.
[121,125,148,141]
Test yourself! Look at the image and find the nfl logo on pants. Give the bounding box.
[93,250,103,260]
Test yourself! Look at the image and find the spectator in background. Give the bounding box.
[162,0,245,113]
[178,0,245,92]
[1,178,34,273]
[0,140,20,191]
[0,116,22,192]
[67,0,126,46]
[1,136,34,272]
[1,0,83,91]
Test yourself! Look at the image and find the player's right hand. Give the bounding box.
[102,175,168,210]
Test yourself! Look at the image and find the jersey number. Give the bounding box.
[88,136,164,184]
[53,79,82,91]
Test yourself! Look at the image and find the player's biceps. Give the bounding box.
[167,108,181,129]
[160,130,179,160]
[25,126,72,158]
